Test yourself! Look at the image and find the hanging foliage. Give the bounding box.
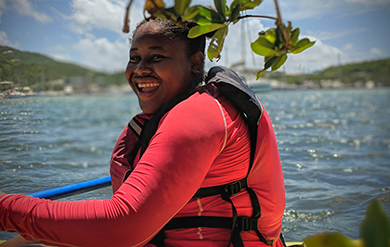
[122,0,315,79]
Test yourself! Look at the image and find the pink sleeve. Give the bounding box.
[0,93,226,247]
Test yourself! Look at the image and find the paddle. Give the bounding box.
[27,176,111,200]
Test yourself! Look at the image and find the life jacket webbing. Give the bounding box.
[193,177,247,198]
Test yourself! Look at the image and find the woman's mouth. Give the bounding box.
[137,82,159,93]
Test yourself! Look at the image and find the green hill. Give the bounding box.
[314,58,390,85]
[0,45,127,92]
[267,58,390,87]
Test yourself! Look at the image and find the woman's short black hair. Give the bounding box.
[132,18,208,57]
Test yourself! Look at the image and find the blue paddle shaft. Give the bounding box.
[27,176,112,200]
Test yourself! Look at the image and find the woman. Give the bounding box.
[0,18,285,247]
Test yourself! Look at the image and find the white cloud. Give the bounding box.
[64,0,152,35]
[51,53,73,63]
[12,0,52,24]
[369,47,383,56]
[68,0,127,34]
[72,37,130,72]
[0,31,20,48]
[343,43,354,50]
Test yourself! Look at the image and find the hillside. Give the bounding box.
[266,58,390,87]
[0,45,127,93]
[313,58,390,85]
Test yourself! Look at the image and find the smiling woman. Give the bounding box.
[126,19,204,115]
[0,18,285,247]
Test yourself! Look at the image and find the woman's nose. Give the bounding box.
[134,60,152,75]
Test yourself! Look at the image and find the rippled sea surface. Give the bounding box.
[1,88,389,242]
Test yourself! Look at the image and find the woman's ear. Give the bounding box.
[190,51,205,74]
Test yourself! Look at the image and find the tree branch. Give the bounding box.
[237,14,277,21]
[273,0,290,51]
[122,0,134,33]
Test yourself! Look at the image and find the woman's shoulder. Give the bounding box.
[158,89,229,134]
[173,89,224,117]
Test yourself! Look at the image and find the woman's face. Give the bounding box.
[126,23,195,115]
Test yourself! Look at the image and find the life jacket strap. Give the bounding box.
[164,216,257,233]
[163,216,273,246]
[193,177,247,198]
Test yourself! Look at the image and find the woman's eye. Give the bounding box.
[151,55,164,61]
[129,56,140,63]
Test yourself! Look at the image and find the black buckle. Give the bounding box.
[224,180,242,197]
[237,217,254,232]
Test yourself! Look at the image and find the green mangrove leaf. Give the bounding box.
[229,3,241,22]
[275,27,284,49]
[182,6,200,21]
[241,0,263,11]
[264,55,277,69]
[229,0,262,11]
[191,14,213,25]
[207,25,228,61]
[271,53,287,71]
[304,232,363,247]
[230,0,240,10]
[152,9,177,20]
[256,55,277,79]
[192,5,222,23]
[214,0,227,19]
[230,0,262,11]
[360,199,390,247]
[290,28,300,45]
[264,28,276,45]
[188,23,226,38]
[264,55,274,63]
[256,69,267,79]
[292,38,315,54]
[251,36,277,57]
[174,0,191,16]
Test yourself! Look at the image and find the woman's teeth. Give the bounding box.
[138,82,159,88]
[138,82,159,93]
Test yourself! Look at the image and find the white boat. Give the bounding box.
[6,91,27,98]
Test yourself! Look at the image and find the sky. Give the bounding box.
[0,0,389,76]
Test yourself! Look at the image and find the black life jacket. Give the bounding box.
[129,66,285,247]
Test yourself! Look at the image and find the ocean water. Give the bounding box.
[0,88,389,242]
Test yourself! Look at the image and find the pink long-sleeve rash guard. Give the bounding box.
[0,87,276,247]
